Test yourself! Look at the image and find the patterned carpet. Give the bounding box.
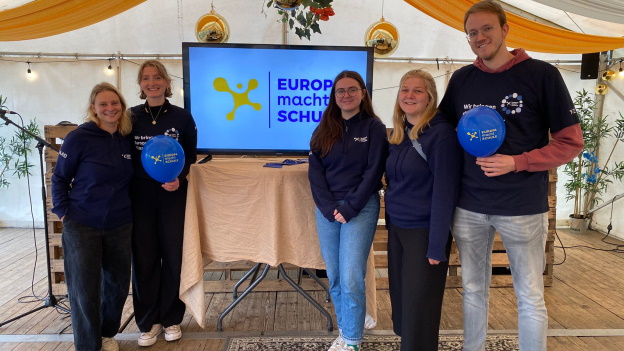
[227,334,519,350]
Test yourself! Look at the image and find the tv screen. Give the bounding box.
[182,43,374,155]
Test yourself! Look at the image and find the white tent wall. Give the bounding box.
[0,0,623,239]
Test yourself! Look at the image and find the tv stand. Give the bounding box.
[198,154,212,164]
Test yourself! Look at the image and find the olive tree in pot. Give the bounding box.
[562,89,624,233]
[0,95,40,189]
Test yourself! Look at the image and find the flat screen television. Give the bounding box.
[182,42,374,156]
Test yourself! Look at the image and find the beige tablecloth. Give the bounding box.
[179,158,377,328]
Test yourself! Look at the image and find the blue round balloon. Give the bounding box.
[457,106,506,157]
[141,135,185,183]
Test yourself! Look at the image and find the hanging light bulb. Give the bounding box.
[105,58,115,76]
[25,61,36,80]
[619,60,623,77]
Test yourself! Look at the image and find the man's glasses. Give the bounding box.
[335,87,363,98]
[466,25,499,42]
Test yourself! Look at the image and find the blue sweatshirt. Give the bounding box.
[51,121,133,229]
[308,112,388,223]
[384,113,462,261]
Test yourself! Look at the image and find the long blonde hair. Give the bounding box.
[85,82,132,136]
[389,69,438,145]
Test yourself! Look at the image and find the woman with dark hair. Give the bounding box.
[308,70,388,351]
[385,69,462,350]
[129,60,197,346]
[52,82,133,351]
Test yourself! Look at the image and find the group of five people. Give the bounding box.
[52,1,583,350]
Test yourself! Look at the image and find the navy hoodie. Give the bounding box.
[308,112,388,223]
[51,121,133,229]
[384,113,462,261]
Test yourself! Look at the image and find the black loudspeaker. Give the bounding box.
[580,53,600,80]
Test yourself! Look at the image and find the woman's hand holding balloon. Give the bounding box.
[162,177,180,192]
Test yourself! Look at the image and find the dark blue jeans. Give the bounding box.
[62,218,132,351]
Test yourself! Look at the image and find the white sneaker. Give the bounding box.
[328,335,345,351]
[364,313,377,329]
[101,337,119,351]
[138,324,162,347]
[164,324,182,341]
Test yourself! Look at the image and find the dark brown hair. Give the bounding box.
[310,70,380,157]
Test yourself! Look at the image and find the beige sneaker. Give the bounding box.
[101,337,119,351]
[328,335,345,351]
[138,324,163,347]
[164,324,182,341]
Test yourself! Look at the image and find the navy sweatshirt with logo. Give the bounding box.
[384,113,462,261]
[51,121,133,229]
[308,112,388,223]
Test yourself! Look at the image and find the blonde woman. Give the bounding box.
[52,82,133,351]
[384,69,461,350]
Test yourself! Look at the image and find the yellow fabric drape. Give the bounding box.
[0,0,147,41]
[404,0,624,54]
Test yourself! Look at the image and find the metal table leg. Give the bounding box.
[217,263,271,332]
[302,268,331,303]
[277,264,333,331]
[232,263,261,299]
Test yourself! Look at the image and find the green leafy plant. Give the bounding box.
[266,0,334,40]
[562,89,624,219]
[0,95,41,189]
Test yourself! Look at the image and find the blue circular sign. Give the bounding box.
[141,135,185,183]
[457,106,506,157]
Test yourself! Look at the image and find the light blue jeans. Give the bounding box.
[452,207,548,351]
[315,193,380,346]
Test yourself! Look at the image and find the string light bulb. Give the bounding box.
[26,61,32,75]
[619,60,623,77]
[25,61,36,80]
[105,58,115,76]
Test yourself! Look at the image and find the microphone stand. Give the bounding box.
[0,112,70,327]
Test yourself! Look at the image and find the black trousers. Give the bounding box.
[130,179,187,332]
[387,223,452,351]
[63,219,132,351]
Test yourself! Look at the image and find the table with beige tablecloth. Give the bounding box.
[179,158,378,329]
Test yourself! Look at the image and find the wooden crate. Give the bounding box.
[372,131,556,289]
[44,124,79,296]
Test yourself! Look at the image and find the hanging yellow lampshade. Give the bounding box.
[364,18,400,58]
[595,84,609,95]
[274,0,303,11]
[602,70,616,81]
[196,9,230,43]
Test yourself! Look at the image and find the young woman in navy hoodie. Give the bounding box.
[385,69,462,350]
[308,70,388,351]
[52,82,133,351]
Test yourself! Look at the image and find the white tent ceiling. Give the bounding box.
[532,0,624,24]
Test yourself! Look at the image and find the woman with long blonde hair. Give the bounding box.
[384,69,462,350]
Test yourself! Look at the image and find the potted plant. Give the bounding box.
[265,0,334,40]
[0,95,40,188]
[562,89,624,232]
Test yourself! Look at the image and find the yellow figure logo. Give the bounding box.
[213,77,262,120]
[151,155,162,164]
[467,132,478,141]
